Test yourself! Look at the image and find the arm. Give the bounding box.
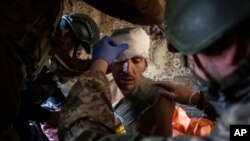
[58,67,115,140]
[195,92,218,121]
[82,0,164,25]
[132,0,165,25]
[89,59,108,73]
[82,0,143,25]
[58,36,128,140]
[155,81,218,121]
[154,96,175,137]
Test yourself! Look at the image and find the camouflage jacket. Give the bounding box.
[59,70,250,141]
[0,0,63,140]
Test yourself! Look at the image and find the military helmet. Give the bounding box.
[60,13,100,54]
[165,0,250,55]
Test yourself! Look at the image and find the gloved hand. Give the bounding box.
[92,36,128,65]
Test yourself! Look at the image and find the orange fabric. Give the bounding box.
[172,106,214,137]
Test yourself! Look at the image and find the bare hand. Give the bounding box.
[155,81,199,106]
[148,24,165,40]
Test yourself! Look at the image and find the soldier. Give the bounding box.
[0,1,63,140]
[59,0,250,141]
[48,12,100,79]
[11,12,100,141]
[158,0,250,140]
[0,0,166,140]
[0,0,165,139]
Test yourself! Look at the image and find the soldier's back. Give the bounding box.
[0,0,63,140]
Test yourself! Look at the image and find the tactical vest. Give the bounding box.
[0,0,63,76]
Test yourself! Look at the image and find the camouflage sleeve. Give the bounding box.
[59,70,116,140]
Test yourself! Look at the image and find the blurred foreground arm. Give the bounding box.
[82,0,165,26]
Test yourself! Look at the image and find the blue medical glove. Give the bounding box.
[92,36,128,65]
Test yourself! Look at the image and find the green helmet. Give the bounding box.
[60,13,100,54]
[165,0,250,55]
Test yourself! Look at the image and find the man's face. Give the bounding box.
[184,33,239,82]
[60,28,89,60]
[186,53,230,82]
[111,56,148,95]
[60,28,75,53]
[48,28,91,78]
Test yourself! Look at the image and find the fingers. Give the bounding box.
[155,81,177,92]
[107,36,117,46]
[118,43,129,52]
[148,24,166,40]
[102,35,110,41]
[107,37,128,52]
[159,90,177,101]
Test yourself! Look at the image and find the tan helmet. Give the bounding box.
[60,13,100,54]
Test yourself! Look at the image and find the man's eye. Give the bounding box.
[132,57,143,63]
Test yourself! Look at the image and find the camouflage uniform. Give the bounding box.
[0,1,164,140]
[0,0,63,140]
[59,57,250,141]
[59,70,116,141]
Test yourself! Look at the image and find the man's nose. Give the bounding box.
[122,60,133,73]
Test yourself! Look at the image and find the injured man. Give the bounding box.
[109,27,214,137]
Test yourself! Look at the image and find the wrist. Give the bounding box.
[188,91,198,106]
[196,92,205,110]
[89,59,108,73]
[188,91,203,108]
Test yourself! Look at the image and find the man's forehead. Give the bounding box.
[115,55,145,62]
[131,55,145,59]
[112,27,150,62]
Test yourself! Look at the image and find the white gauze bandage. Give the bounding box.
[112,28,151,62]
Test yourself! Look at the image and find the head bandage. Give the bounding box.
[112,28,150,62]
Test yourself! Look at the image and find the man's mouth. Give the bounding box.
[120,76,134,84]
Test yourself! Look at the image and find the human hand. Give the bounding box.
[155,81,200,106]
[148,24,165,40]
[92,36,128,65]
